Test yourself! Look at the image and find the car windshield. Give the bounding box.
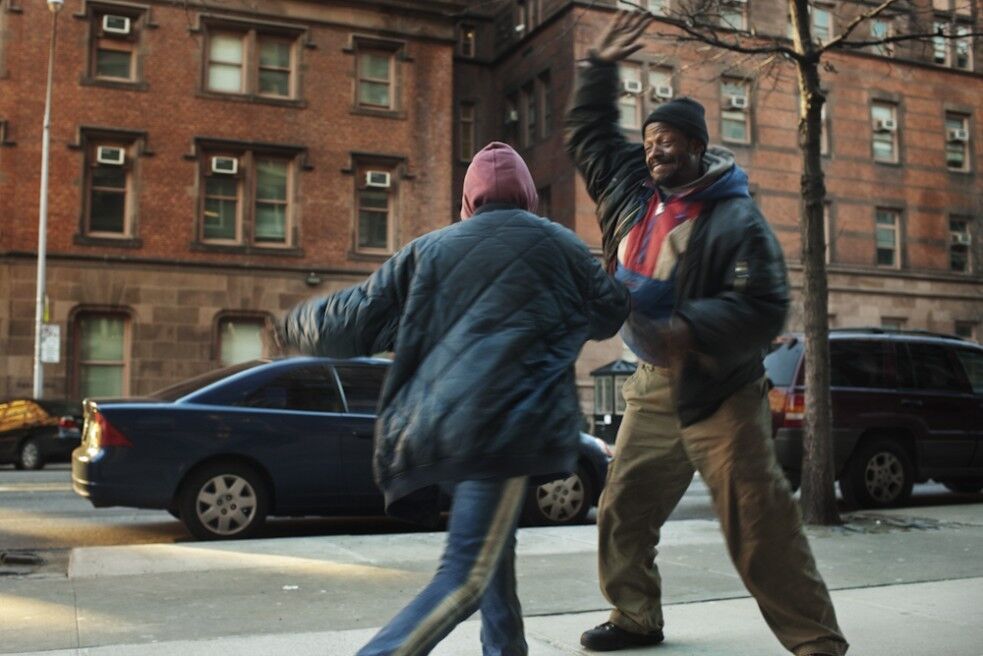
[149,360,268,401]
[764,339,803,387]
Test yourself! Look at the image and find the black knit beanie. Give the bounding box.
[641,97,709,147]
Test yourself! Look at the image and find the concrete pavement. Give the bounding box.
[2,503,982,655]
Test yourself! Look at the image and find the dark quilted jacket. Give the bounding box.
[565,58,790,427]
[282,204,629,524]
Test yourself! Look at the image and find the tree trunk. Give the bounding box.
[791,0,840,525]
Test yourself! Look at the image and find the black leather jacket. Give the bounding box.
[565,58,790,427]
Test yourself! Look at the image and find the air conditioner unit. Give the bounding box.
[652,84,674,100]
[102,15,131,35]
[621,79,643,95]
[875,118,897,132]
[505,109,519,124]
[96,146,125,165]
[947,128,969,142]
[365,171,391,188]
[728,95,749,110]
[951,232,971,246]
[211,156,239,175]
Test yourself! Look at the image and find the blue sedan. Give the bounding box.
[72,357,612,540]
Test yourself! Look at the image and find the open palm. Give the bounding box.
[593,10,655,63]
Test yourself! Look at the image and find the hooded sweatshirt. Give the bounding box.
[461,141,539,218]
[615,146,750,365]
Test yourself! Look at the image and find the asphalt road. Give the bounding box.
[1,463,978,556]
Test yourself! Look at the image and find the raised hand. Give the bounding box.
[591,9,655,64]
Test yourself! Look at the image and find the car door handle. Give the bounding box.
[900,399,923,408]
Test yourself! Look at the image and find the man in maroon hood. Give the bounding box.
[281,141,629,655]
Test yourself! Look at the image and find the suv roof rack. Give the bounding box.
[830,327,969,341]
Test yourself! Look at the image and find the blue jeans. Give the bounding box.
[356,476,529,656]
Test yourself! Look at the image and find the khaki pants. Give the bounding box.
[597,364,848,656]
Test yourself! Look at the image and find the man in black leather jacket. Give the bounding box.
[566,11,847,656]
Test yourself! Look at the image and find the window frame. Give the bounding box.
[83,4,147,87]
[870,102,899,164]
[459,101,476,162]
[718,0,747,31]
[538,70,552,139]
[720,78,752,145]
[949,215,972,273]
[458,23,476,58]
[215,312,270,366]
[197,147,297,249]
[72,310,131,399]
[351,37,404,114]
[201,21,302,102]
[83,140,135,239]
[875,207,902,269]
[944,112,971,172]
[352,158,400,256]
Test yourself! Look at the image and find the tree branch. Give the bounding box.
[818,0,903,54]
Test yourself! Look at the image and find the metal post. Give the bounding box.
[32,0,63,399]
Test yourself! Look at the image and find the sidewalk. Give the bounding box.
[3,503,982,656]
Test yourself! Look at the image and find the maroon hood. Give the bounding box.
[461,142,538,219]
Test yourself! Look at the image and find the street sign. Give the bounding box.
[40,324,60,363]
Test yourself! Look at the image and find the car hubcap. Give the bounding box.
[21,442,39,469]
[535,473,585,522]
[196,474,257,536]
[863,451,905,503]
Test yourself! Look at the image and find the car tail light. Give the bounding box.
[768,388,805,429]
[84,410,133,448]
[58,416,78,430]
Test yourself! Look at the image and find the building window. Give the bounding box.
[205,28,298,99]
[618,62,643,130]
[523,82,537,147]
[355,162,397,254]
[459,102,476,161]
[823,202,832,264]
[721,79,751,144]
[538,71,552,139]
[648,66,674,105]
[875,208,900,268]
[356,48,395,110]
[954,321,976,340]
[218,316,266,365]
[459,24,476,57]
[871,102,898,163]
[505,93,520,145]
[820,100,830,155]
[719,0,747,31]
[75,313,129,398]
[85,141,135,237]
[89,9,142,82]
[869,18,894,56]
[618,0,668,14]
[933,21,974,70]
[880,317,905,330]
[945,113,971,171]
[200,151,293,247]
[950,216,972,272]
[811,4,833,43]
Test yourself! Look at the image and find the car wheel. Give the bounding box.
[523,465,594,526]
[179,463,269,541]
[16,439,44,471]
[839,439,913,509]
[941,479,983,494]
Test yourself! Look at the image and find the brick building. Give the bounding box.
[0,0,980,416]
[0,0,464,398]
[452,0,982,412]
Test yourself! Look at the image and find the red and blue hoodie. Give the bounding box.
[615,146,750,365]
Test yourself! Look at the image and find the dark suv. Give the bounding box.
[765,329,983,508]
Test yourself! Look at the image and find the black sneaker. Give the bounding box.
[580,622,665,651]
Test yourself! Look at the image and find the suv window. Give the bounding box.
[335,365,387,414]
[242,366,344,412]
[764,340,803,387]
[830,340,891,388]
[953,348,983,394]
[901,343,970,393]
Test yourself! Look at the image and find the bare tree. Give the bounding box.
[619,0,980,524]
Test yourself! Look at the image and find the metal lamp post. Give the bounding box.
[32,0,64,399]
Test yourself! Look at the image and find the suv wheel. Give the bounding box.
[840,439,914,509]
[16,439,44,471]
[523,465,594,526]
